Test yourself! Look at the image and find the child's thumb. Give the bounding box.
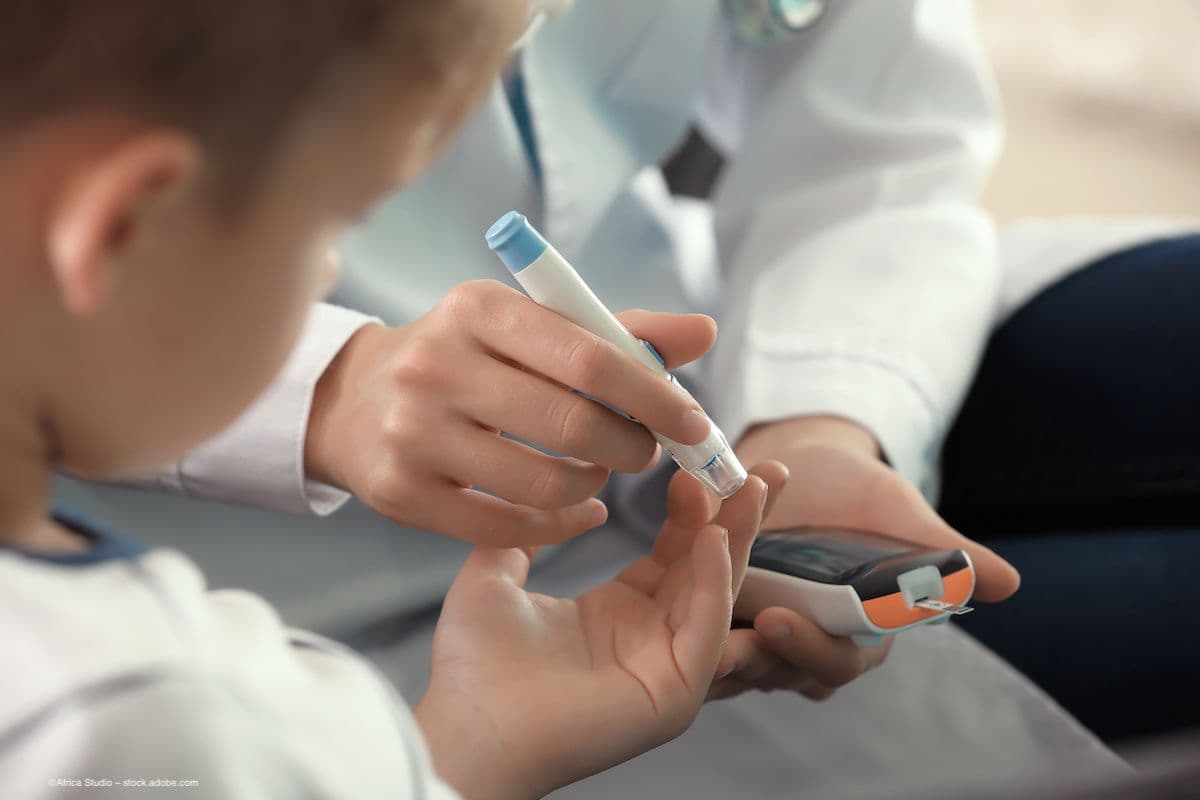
[457,546,537,589]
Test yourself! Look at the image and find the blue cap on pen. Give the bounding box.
[486,210,548,274]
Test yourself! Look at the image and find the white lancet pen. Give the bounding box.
[486,210,748,498]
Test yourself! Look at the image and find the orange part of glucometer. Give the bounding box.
[860,567,974,630]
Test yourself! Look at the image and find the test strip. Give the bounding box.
[915,599,974,615]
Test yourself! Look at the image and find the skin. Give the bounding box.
[306,300,719,546]
[0,3,798,798]
[709,415,1021,700]
[419,462,789,800]
[302,57,1023,717]
[0,9,520,547]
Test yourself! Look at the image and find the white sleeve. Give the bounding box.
[120,302,378,515]
[703,0,1002,494]
[35,676,460,800]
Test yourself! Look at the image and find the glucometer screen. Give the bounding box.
[749,529,916,584]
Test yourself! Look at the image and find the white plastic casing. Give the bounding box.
[735,564,977,648]
[513,244,747,497]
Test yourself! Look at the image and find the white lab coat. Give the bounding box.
[62,1,1153,794]
[148,0,1002,510]
[134,0,1187,515]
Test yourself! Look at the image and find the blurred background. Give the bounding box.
[978,0,1200,222]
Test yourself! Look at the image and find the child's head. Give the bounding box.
[0,0,524,477]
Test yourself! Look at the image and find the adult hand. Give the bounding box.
[686,415,1020,702]
[416,462,788,800]
[304,279,717,546]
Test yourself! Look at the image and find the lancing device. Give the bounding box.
[735,526,976,647]
[486,210,748,498]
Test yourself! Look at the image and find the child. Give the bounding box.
[0,1,784,797]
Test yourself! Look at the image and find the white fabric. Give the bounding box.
[139,0,1183,510]
[156,0,997,502]
[123,303,376,514]
[0,549,457,800]
[700,0,1002,491]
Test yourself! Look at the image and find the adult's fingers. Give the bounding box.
[449,281,711,445]
[409,484,608,547]
[875,488,1021,603]
[708,628,832,702]
[709,615,889,702]
[763,443,1020,603]
[710,629,818,699]
[463,359,657,473]
[934,528,1021,603]
[752,607,891,688]
[616,309,718,369]
[862,461,1020,602]
[447,429,611,510]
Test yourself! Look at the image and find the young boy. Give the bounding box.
[0,1,783,797]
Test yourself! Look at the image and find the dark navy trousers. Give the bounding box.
[940,233,1200,741]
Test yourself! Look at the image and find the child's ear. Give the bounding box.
[47,131,199,315]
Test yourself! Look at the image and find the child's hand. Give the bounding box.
[304,280,718,547]
[417,462,789,800]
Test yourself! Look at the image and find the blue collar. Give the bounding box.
[1,510,150,566]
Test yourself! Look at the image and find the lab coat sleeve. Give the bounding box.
[119,302,378,515]
[701,0,1002,495]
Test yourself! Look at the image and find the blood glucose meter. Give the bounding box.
[734,526,976,646]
